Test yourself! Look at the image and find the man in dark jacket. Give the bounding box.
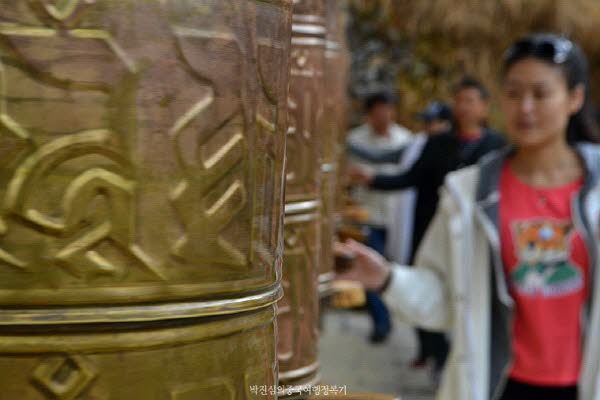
[350,76,507,378]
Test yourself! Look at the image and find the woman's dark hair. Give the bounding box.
[502,33,600,143]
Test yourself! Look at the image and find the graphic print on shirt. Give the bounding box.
[511,219,583,297]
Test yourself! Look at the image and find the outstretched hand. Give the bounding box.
[334,240,391,291]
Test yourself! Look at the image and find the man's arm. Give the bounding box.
[368,139,432,190]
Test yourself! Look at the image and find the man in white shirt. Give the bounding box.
[346,92,412,343]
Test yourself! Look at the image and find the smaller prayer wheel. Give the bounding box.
[319,0,350,296]
[278,0,325,397]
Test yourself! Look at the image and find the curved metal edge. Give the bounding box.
[318,276,335,298]
[279,361,321,381]
[292,14,326,25]
[0,306,277,354]
[292,23,327,37]
[0,284,284,326]
[285,200,320,215]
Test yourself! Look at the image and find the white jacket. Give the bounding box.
[384,144,600,400]
[386,133,428,263]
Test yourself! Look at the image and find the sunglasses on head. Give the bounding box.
[505,36,574,64]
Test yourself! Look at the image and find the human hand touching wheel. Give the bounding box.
[334,240,391,292]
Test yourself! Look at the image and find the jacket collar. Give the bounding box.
[476,142,600,208]
[475,146,513,209]
[575,143,600,188]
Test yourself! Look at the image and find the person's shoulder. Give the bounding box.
[484,127,508,145]
[426,129,456,147]
[387,124,412,145]
[390,123,413,137]
[576,142,600,179]
[346,124,369,143]
[576,142,600,158]
[347,124,368,136]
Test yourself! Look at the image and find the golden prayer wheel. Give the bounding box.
[0,0,291,398]
[278,0,325,397]
[329,2,351,219]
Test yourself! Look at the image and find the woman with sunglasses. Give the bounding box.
[336,33,600,400]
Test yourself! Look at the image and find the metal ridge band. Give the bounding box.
[318,272,335,297]
[0,307,276,353]
[292,24,326,38]
[292,14,326,24]
[0,284,283,325]
[319,272,335,284]
[284,199,320,215]
[291,37,327,47]
[279,361,321,381]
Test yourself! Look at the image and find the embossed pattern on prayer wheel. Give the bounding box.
[278,0,324,396]
[0,0,291,398]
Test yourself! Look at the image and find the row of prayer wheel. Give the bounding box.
[0,0,348,399]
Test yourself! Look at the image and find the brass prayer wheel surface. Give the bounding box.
[319,0,349,295]
[0,0,291,398]
[0,307,278,399]
[278,0,324,396]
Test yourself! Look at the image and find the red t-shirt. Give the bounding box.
[499,163,590,386]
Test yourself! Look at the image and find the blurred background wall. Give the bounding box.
[347,0,600,130]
